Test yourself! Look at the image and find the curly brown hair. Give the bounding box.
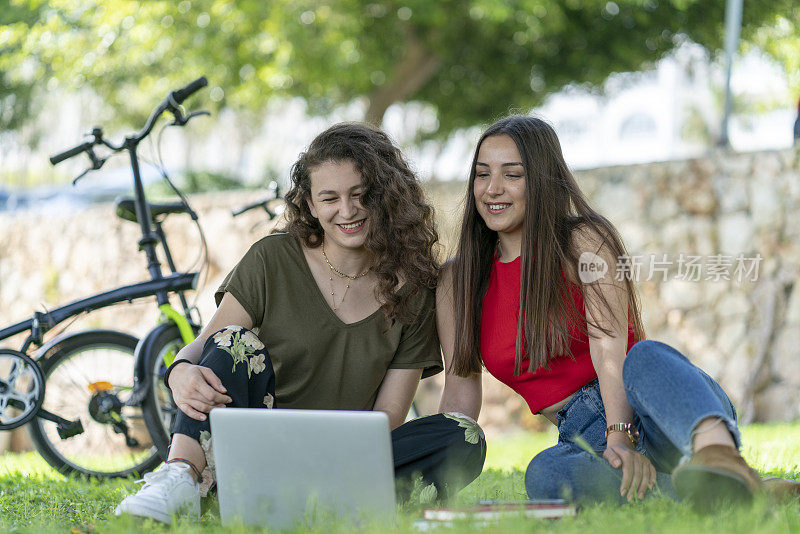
[282,122,439,325]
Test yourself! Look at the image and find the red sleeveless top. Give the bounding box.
[480,255,637,414]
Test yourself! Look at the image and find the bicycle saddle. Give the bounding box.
[114,197,188,223]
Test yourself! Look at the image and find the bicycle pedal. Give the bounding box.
[57,419,84,439]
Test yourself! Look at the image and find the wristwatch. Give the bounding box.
[605,423,639,447]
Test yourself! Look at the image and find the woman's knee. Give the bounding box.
[392,414,486,498]
[203,325,259,351]
[440,414,487,479]
[527,447,627,504]
[456,434,487,484]
[525,448,568,500]
[200,326,271,368]
[624,339,660,370]
[623,340,679,385]
[195,327,275,402]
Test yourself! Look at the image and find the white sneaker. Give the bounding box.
[114,462,201,524]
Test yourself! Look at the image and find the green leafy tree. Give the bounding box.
[749,5,800,99]
[0,1,46,132]
[1,0,796,137]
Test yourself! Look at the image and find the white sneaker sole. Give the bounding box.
[114,499,200,524]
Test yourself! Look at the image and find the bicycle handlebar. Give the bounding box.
[49,77,208,166]
[44,77,211,297]
[232,182,282,217]
[232,199,271,217]
[171,77,207,105]
[50,141,95,166]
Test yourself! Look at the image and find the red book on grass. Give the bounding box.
[422,499,577,521]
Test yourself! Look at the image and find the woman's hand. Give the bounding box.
[603,433,656,501]
[169,362,232,421]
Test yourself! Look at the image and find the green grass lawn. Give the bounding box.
[1,424,799,533]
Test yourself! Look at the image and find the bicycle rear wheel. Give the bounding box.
[27,331,163,478]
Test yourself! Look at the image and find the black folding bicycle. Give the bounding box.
[0,77,211,478]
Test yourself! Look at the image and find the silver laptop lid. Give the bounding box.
[210,408,396,529]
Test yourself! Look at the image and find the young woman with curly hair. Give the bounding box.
[115,123,486,524]
[436,115,796,511]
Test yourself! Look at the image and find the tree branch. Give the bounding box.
[364,29,440,126]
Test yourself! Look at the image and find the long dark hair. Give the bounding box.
[451,115,644,376]
[283,122,439,325]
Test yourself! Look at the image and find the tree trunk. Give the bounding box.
[364,30,440,126]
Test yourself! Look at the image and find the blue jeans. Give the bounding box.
[525,340,741,505]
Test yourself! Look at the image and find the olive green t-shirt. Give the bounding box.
[215,233,443,411]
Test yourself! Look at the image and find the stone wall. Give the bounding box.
[1,147,799,449]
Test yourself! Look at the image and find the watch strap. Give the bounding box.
[605,422,639,446]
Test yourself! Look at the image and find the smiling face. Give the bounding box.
[473,134,526,243]
[306,159,369,252]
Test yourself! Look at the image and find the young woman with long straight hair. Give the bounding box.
[436,115,791,509]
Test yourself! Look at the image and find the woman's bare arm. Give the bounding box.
[575,226,656,500]
[436,262,482,421]
[373,368,423,430]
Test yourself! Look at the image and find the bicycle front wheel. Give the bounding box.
[140,324,187,459]
[27,331,163,478]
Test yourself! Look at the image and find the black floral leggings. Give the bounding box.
[171,327,486,500]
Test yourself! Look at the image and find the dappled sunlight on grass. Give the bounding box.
[0,452,60,479]
[741,423,800,478]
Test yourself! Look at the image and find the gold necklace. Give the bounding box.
[321,238,370,311]
[328,275,349,311]
[321,239,371,280]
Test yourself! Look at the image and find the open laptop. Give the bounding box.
[210,408,396,529]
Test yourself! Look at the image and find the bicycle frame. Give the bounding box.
[0,272,197,432]
[0,272,199,354]
[158,304,196,353]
